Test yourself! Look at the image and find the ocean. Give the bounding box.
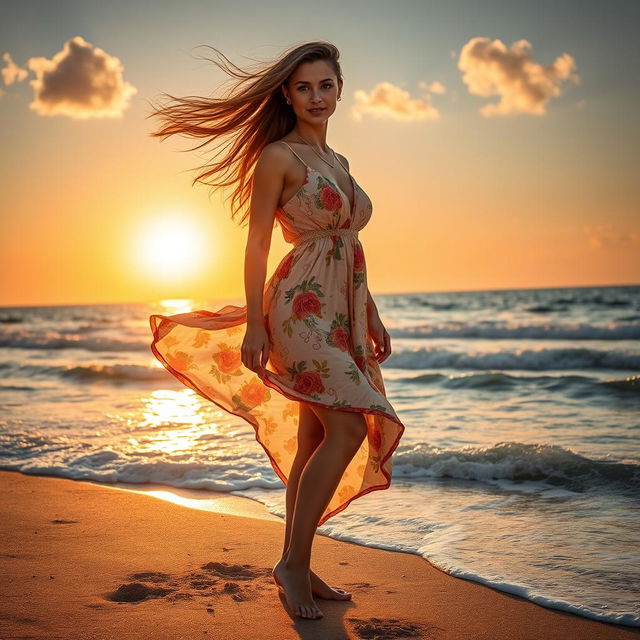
[1,284,638,627]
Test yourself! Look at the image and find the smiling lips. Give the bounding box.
[308,108,325,114]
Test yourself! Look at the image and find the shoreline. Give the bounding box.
[96,479,284,522]
[1,469,638,639]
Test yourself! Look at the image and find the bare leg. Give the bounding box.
[281,403,352,600]
[281,402,324,558]
[273,406,367,619]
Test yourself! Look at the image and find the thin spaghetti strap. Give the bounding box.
[332,149,352,177]
[279,141,308,169]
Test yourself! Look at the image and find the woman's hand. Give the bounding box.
[367,311,392,364]
[241,323,270,374]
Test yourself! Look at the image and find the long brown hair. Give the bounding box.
[145,41,343,227]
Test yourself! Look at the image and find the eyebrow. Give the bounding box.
[294,78,334,85]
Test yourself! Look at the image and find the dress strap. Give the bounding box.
[332,151,351,176]
[278,141,308,169]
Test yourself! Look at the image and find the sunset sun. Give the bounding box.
[136,215,207,282]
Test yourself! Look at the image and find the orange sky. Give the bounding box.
[1,3,638,307]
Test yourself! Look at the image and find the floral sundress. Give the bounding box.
[149,141,406,525]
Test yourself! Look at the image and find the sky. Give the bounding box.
[1,0,639,307]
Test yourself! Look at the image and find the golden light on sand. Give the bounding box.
[135,215,208,282]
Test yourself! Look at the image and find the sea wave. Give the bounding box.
[393,441,640,493]
[387,346,640,371]
[390,322,640,340]
[0,362,169,383]
[0,332,145,352]
[392,371,640,393]
[2,436,637,496]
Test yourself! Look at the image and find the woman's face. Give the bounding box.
[284,59,341,124]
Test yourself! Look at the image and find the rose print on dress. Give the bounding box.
[165,350,196,373]
[327,312,351,351]
[283,434,298,455]
[232,378,270,413]
[292,291,322,319]
[261,414,278,437]
[294,370,325,397]
[287,359,330,399]
[282,401,298,422]
[192,329,210,348]
[282,277,325,337]
[315,177,342,213]
[209,343,244,383]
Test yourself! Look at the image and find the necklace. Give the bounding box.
[294,132,336,168]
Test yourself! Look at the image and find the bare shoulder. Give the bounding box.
[259,140,292,166]
[335,151,350,172]
[253,141,293,187]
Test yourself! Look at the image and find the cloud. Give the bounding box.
[457,37,579,117]
[582,223,640,250]
[1,52,28,85]
[352,81,440,122]
[25,36,137,119]
[418,80,446,94]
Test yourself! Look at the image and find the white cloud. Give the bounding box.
[458,37,579,117]
[352,81,440,122]
[1,52,28,85]
[418,80,446,94]
[26,36,137,119]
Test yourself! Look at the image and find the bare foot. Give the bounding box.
[273,558,323,619]
[309,568,352,600]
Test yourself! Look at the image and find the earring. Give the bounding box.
[337,96,341,101]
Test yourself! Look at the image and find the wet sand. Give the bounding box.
[1,469,637,639]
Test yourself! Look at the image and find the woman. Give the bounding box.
[148,41,406,620]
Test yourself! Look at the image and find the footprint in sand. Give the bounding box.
[343,581,375,590]
[348,616,441,639]
[50,519,78,524]
[107,582,174,603]
[104,562,272,606]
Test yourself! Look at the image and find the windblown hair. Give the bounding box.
[145,41,343,227]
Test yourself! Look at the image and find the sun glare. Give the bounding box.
[136,216,207,281]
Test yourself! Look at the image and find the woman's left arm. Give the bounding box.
[366,287,391,363]
[366,287,379,321]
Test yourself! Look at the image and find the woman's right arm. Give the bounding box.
[241,143,288,374]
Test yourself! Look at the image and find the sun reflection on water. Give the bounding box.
[136,389,228,455]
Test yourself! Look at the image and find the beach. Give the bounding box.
[1,469,637,640]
